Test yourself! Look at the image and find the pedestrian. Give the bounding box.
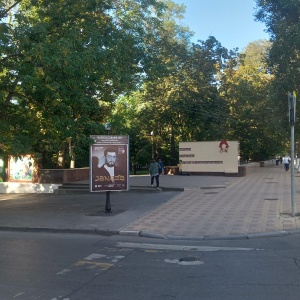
[282,153,291,171]
[179,160,183,175]
[158,159,163,175]
[149,158,160,189]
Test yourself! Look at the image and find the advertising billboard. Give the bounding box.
[8,155,37,182]
[0,156,4,182]
[90,135,129,192]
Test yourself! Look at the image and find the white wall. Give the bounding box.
[179,141,239,173]
[0,183,62,193]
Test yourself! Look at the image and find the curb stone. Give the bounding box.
[119,230,141,236]
[247,231,289,239]
[0,226,297,241]
[0,226,119,236]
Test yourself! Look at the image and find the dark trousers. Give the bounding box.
[151,175,159,187]
[284,163,289,171]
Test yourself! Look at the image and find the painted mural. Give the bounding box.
[9,155,37,182]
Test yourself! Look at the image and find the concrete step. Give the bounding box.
[57,184,89,190]
[54,183,89,194]
[54,188,91,194]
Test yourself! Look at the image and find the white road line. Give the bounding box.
[116,242,263,252]
[13,292,25,298]
[165,259,204,265]
[57,268,71,275]
[84,254,106,260]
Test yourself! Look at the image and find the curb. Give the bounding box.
[54,186,184,194]
[119,230,140,236]
[126,230,293,241]
[0,226,119,236]
[0,226,296,241]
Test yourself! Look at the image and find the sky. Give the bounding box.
[172,0,270,51]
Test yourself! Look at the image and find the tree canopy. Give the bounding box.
[255,0,300,155]
[0,0,167,167]
[1,0,293,169]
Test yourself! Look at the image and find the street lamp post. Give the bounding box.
[151,131,154,158]
[289,91,296,217]
[105,122,111,135]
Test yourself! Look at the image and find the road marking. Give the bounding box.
[165,258,204,266]
[84,253,125,263]
[74,261,113,270]
[57,251,126,279]
[116,242,262,252]
[84,254,106,260]
[110,255,125,262]
[13,292,25,298]
[56,269,71,275]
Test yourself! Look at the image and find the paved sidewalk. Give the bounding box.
[123,162,300,239]
[0,162,300,240]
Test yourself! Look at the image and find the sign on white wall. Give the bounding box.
[179,141,239,174]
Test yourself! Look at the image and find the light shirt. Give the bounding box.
[282,156,291,164]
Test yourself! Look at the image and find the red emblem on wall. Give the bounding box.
[219,140,229,152]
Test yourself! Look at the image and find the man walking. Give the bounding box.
[282,153,291,171]
[149,158,160,190]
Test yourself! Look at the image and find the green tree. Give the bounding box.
[220,40,283,161]
[136,36,230,164]
[111,0,194,166]
[255,0,300,155]
[0,0,166,167]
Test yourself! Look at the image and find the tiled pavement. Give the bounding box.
[123,162,300,238]
[1,161,300,240]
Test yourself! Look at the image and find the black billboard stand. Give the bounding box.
[105,191,111,213]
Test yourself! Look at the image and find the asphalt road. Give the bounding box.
[1,232,300,299]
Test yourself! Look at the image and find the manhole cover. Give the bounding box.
[86,209,125,216]
[204,192,219,194]
[265,182,277,184]
[264,198,279,201]
[264,178,274,179]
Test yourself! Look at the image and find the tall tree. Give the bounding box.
[255,0,300,154]
[0,0,166,167]
[139,36,230,162]
[220,40,283,161]
[111,0,194,165]
[255,0,300,90]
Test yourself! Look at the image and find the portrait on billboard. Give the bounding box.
[91,144,128,191]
